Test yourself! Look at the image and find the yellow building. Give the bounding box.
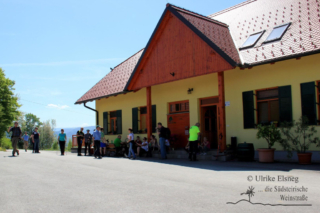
[76,1,320,154]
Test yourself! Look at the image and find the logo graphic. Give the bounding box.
[227,186,312,206]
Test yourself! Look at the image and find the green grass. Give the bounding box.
[0,147,7,152]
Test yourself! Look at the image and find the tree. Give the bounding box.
[67,138,72,151]
[0,68,21,147]
[25,113,42,134]
[39,119,56,149]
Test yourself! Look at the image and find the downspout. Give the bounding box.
[84,102,99,125]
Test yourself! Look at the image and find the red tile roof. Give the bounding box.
[76,0,320,103]
[75,49,144,104]
[172,5,241,64]
[209,0,320,65]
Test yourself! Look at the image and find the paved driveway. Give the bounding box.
[1,151,319,213]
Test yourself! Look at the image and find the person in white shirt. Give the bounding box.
[126,128,136,160]
[136,137,149,157]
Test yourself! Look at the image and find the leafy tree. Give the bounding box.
[39,119,56,150]
[25,113,42,134]
[52,140,59,150]
[67,138,72,151]
[0,68,21,147]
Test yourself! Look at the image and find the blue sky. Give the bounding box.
[1,0,243,128]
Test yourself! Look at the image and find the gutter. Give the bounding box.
[84,102,99,126]
[238,49,320,69]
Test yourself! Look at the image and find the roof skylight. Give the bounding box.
[240,31,265,49]
[264,23,291,43]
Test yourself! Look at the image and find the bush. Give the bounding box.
[256,124,282,149]
[1,137,12,149]
[280,116,320,157]
[67,139,72,152]
[52,141,59,150]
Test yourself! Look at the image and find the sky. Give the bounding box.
[1,0,243,128]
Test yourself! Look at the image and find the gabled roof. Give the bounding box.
[209,0,320,66]
[124,4,240,90]
[75,49,143,104]
[76,0,320,104]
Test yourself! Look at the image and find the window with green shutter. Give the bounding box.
[256,88,279,125]
[132,105,157,133]
[278,85,293,125]
[242,91,255,128]
[116,110,122,134]
[152,105,157,133]
[317,81,320,124]
[103,112,108,135]
[132,107,139,134]
[301,82,317,125]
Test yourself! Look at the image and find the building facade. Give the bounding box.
[76,0,320,152]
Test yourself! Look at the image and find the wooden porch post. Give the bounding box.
[146,87,152,140]
[218,72,227,152]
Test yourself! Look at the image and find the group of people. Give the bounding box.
[8,121,210,161]
[69,122,171,160]
[7,122,42,156]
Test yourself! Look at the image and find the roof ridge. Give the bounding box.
[112,48,145,71]
[209,0,257,17]
[167,4,228,27]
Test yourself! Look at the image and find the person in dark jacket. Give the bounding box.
[31,127,41,153]
[84,129,92,156]
[157,123,168,159]
[76,128,85,156]
[7,122,22,157]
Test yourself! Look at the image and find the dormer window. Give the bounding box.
[240,31,265,50]
[264,23,291,43]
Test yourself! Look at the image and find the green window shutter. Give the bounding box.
[152,105,157,133]
[242,91,255,129]
[103,112,108,135]
[301,82,316,125]
[132,108,139,134]
[116,110,122,134]
[278,85,293,125]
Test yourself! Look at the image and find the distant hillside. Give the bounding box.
[54,126,96,141]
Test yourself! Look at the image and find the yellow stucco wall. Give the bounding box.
[96,73,219,142]
[224,54,320,150]
[95,54,320,150]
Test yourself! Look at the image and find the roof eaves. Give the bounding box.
[75,91,131,105]
[240,49,320,68]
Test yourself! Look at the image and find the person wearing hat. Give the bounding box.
[84,129,93,156]
[58,129,67,155]
[76,127,85,156]
[7,122,22,157]
[92,125,102,159]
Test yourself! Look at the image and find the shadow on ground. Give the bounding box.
[132,157,320,172]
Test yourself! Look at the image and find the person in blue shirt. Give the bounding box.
[23,132,29,152]
[92,125,102,159]
[58,129,67,156]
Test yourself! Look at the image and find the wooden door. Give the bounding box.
[167,113,190,149]
[201,106,218,149]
